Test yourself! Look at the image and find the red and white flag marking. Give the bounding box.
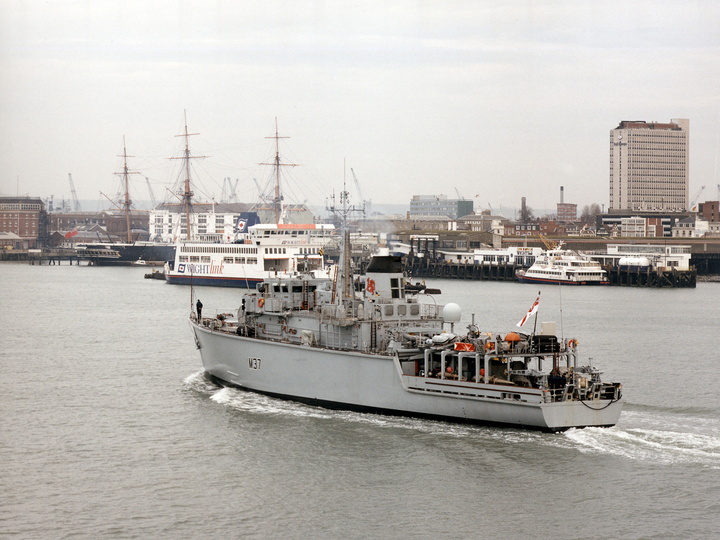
[516,293,540,327]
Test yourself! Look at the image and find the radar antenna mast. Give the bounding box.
[326,161,365,308]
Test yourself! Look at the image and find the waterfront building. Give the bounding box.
[48,210,149,241]
[588,244,691,271]
[409,195,473,219]
[0,196,47,249]
[148,202,313,242]
[672,216,709,238]
[557,203,577,221]
[620,216,665,238]
[698,201,719,223]
[599,210,688,237]
[458,210,509,233]
[503,221,539,236]
[609,119,689,212]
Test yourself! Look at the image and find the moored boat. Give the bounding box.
[165,223,335,287]
[516,247,609,285]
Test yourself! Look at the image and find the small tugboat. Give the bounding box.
[189,195,623,431]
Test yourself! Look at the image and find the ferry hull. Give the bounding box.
[166,273,262,288]
[192,322,623,432]
[517,275,610,286]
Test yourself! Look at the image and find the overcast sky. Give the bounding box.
[1,0,719,215]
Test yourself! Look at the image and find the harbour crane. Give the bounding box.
[690,185,705,210]
[68,173,81,211]
[350,168,370,216]
[221,177,240,203]
[144,176,157,208]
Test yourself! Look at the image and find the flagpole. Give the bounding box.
[532,291,541,335]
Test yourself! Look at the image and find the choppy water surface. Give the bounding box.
[1,262,719,539]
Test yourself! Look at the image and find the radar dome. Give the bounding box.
[442,303,462,323]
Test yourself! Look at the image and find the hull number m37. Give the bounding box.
[248,357,262,369]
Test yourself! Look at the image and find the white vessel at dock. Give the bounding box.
[165,223,334,288]
[190,228,623,431]
[516,247,609,286]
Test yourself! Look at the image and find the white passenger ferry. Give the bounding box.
[516,247,609,285]
[165,223,335,288]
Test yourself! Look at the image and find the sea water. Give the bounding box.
[1,262,719,539]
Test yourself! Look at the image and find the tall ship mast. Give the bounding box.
[259,118,298,224]
[115,136,139,243]
[170,111,207,241]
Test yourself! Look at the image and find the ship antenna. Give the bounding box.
[326,160,364,310]
[558,280,564,342]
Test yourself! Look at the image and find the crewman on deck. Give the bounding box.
[196,299,203,320]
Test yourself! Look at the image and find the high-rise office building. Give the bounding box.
[609,119,688,212]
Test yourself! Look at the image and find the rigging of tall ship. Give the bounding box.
[188,188,623,432]
[163,117,335,287]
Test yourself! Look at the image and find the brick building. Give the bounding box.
[0,197,48,249]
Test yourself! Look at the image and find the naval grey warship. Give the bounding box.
[189,226,623,431]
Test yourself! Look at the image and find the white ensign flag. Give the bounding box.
[516,293,540,327]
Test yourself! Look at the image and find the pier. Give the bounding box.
[1,248,120,265]
[402,254,697,288]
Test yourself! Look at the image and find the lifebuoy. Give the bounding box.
[485,342,495,351]
[258,298,265,308]
[366,279,375,294]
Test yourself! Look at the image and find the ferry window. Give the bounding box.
[384,305,394,316]
[190,256,200,262]
[292,286,303,293]
[223,257,233,264]
[283,248,286,254]
[397,305,407,316]
[235,257,245,264]
[248,257,257,264]
[201,256,211,263]
[179,256,188,262]
[410,305,420,316]
[265,248,269,254]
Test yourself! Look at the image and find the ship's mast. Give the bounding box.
[170,111,206,241]
[327,163,364,309]
[115,135,139,243]
[260,118,297,224]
